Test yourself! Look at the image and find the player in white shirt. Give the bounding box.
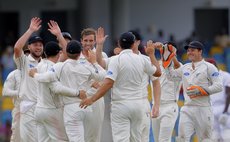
[95,29,161,142]
[80,32,161,142]
[79,28,108,142]
[151,42,182,142]
[32,40,106,142]
[32,41,69,142]
[13,17,43,142]
[2,69,21,142]
[206,58,230,142]
[169,41,223,142]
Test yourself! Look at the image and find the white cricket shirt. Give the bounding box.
[106,49,156,101]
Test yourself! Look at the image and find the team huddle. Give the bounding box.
[2,17,230,142]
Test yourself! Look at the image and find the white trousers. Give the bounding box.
[152,102,178,142]
[141,99,151,142]
[84,97,105,142]
[35,107,68,142]
[111,99,145,142]
[212,104,224,141]
[10,105,20,142]
[64,103,92,142]
[20,104,37,142]
[178,105,213,142]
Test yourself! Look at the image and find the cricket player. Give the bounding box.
[32,40,105,142]
[206,58,230,142]
[13,17,43,142]
[80,32,161,142]
[151,43,182,142]
[79,28,108,142]
[2,69,21,142]
[32,41,68,142]
[95,29,161,142]
[168,41,223,142]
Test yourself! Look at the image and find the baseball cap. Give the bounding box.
[62,32,72,40]
[119,32,135,49]
[28,35,43,45]
[66,40,82,54]
[44,41,62,57]
[184,41,204,50]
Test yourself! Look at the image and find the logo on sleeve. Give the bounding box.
[212,72,219,77]
[107,71,113,75]
[184,72,190,76]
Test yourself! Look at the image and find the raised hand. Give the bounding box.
[145,40,155,55]
[96,27,108,45]
[48,20,62,37]
[29,17,42,32]
[86,50,96,64]
[154,42,163,49]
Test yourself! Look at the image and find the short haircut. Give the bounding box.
[81,28,96,39]
[67,53,79,59]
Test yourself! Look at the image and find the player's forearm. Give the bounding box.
[50,82,79,97]
[14,29,33,58]
[152,79,161,106]
[96,43,106,69]
[149,54,161,77]
[57,34,68,62]
[172,57,181,69]
[2,89,18,97]
[91,78,113,103]
[34,72,56,83]
[205,81,223,95]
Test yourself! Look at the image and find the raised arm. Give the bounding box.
[48,20,67,62]
[145,40,161,77]
[95,27,108,69]
[14,17,42,58]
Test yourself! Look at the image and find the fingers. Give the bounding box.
[79,101,88,109]
[31,17,42,25]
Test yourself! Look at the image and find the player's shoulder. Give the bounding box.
[140,53,150,61]
[220,70,230,78]
[7,70,18,78]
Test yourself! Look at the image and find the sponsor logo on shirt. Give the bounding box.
[184,72,190,76]
[49,68,55,72]
[107,71,113,75]
[29,64,35,68]
[212,72,219,77]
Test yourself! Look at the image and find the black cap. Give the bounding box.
[66,40,82,54]
[129,30,142,41]
[28,35,43,45]
[62,32,72,40]
[119,32,135,49]
[184,41,204,50]
[44,41,62,57]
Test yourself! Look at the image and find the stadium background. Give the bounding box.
[1,0,230,141]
